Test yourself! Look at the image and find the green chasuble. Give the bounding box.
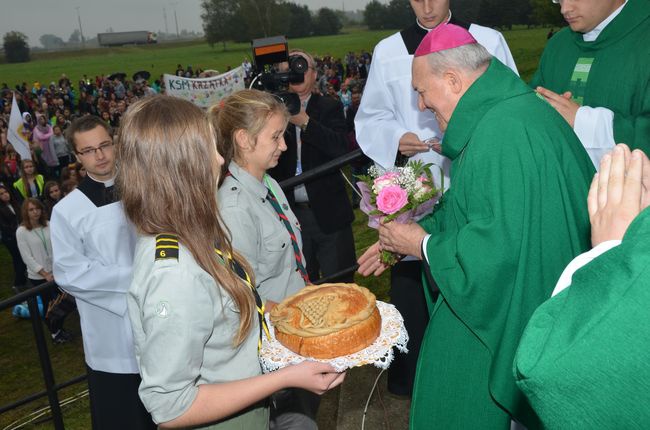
[530,0,650,152]
[411,59,594,429]
[515,207,650,429]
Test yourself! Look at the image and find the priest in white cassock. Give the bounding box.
[354,0,518,397]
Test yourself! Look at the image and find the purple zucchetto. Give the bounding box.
[414,23,478,57]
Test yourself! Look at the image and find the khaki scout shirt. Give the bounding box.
[127,235,268,428]
[218,161,306,304]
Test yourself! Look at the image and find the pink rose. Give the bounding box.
[376,185,408,214]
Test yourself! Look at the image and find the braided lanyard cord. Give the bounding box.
[214,248,271,350]
[33,227,50,257]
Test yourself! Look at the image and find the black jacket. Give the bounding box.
[269,93,354,234]
[0,201,21,243]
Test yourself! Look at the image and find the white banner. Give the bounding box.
[7,94,32,161]
[163,67,245,108]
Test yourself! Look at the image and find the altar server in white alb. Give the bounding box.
[354,0,518,397]
[50,116,155,429]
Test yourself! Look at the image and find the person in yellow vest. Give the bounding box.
[13,159,44,201]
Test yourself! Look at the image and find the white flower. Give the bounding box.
[413,177,431,199]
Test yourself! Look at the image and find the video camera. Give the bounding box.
[250,36,307,115]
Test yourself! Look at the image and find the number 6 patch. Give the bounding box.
[155,234,179,261]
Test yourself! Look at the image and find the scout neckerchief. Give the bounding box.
[227,170,310,283]
[263,175,310,284]
[214,247,271,350]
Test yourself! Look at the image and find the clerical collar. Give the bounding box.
[583,0,627,42]
[87,172,116,187]
[416,10,452,32]
[78,174,117,207]
[403,10,455,55]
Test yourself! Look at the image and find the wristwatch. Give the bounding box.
[299,118,309,132]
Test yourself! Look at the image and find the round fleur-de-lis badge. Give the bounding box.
[155,301,170,318]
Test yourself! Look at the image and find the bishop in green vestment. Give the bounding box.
[364,24,595,428]
[532,0,650,167]
[515,145,650,429]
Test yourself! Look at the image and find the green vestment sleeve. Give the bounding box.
[515,207,650,429]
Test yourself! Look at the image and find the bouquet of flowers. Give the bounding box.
[357,160,442,265]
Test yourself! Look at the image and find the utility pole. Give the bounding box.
[169,2,180,40]
[75,6,86,48]
[174,9,180,39]
[163,7,169,36]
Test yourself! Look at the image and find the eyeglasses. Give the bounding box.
[76,141,114,156]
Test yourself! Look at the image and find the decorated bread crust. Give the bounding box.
[270,283,382,359]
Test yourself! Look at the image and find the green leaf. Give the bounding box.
[380,250,400,266]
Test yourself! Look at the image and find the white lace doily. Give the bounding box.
[259,301,409,373]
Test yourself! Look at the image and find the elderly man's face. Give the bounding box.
[412,56,458,132]
[559,0,624,33]
[410,0,450,29]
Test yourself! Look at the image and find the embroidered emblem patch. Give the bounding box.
[155,301,170,318]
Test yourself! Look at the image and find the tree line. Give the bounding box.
[3,0,566,64]
[201,0,343,50]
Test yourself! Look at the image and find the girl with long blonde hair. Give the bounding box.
[117,95,343,429]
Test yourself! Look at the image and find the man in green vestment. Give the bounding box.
[532,0,650,168]
[515,144,650,429]
[358,23,594,428]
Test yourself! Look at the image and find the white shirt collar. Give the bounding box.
[416,10,452,32]
[583,0,627,42]
[300,94,311,109]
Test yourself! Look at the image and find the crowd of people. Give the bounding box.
[2,0,649,427]
[0,48,372,299]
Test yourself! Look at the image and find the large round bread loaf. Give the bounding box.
[270,283,381,359]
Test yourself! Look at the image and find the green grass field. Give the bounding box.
[0,26,547,87]
[0,28,394,87]
[0,26,550,428]
[0,248,90,428]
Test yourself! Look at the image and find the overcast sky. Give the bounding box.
[0,0,376,47]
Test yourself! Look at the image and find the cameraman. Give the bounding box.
[268,49,356,284]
